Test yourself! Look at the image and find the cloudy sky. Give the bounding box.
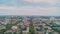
[0,0,60,16]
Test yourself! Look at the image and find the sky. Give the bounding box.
[0,0,60,16]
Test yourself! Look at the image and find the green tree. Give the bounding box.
[28,32,31,34]
[0,29,6,34]
[5,32,12,34]
[6,23,13,30]
[29,20,35,34]
[13,32,17,34]
[49,32,53,34]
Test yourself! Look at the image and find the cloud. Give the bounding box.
[0,6,56,12]
[0,6,18,10]
[0,0,58,7]
[0,6,57,16]
[23,0,57,3]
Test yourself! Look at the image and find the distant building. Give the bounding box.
[0,24,6,29]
